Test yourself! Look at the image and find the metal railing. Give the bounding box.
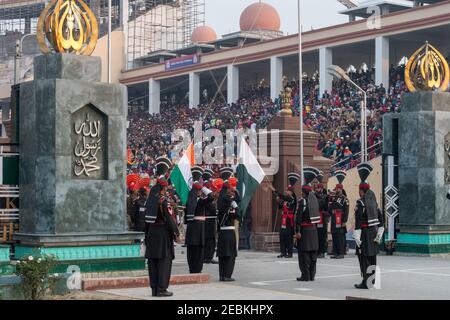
[330,141,383,172]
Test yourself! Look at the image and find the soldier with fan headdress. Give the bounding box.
[144,157,180,297]
[296,167,320,282]
[270,172,300,258]
[329,170,349,259]
[185,166,214,274]
[203,168,219,264]
[353,163,385,289]
[217,167,240,282]
[314,171,330,258]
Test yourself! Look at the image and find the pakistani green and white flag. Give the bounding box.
[236,137,265,217]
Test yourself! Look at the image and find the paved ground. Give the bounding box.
[99,245,450,300]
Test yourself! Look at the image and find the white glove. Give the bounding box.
[375,227,385,244]
[201,187,212,196]
[353,229,362,247]
[231,201,238,209]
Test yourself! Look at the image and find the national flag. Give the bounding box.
[170,143,194,205]
[236,137,265,216]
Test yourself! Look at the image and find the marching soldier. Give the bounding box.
[353,163,385,289]
[217,167,240,282]
[270,173,300,258]
[145,157,180,297]
[296,167,321,282]
[315,171,329,258]
[203,168,219,264]
[185,166,214,274]
[329,170,349,259]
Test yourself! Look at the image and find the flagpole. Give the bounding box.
[107,0,112,83]
[298,0,304,185]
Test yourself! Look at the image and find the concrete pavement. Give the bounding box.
[98,245,450,300]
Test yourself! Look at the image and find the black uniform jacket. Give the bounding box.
[329,195,349,233]
[217,189,240,258]
[296,198,319,252]
[354,198,384,257]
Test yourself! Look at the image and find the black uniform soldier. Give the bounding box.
[353,163,385,289]
[185,166,214,274]
[329,170,349,259]
[217,167,240,282]
[203,168,219,264]
[133,188,149,232]
[144,157,180,297]
[296,167,321,282]
[315,171,329,258]
[271,173,299,258]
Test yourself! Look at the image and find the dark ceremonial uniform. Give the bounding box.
[296,196,319,281]
[316,189,329,257]
[354,163,385,289]
[329,193,349,257]
[185,190,214,273]
[145,157,178,297]
[204,196,218,263]
[217,187,240,281]
[133,195,147,232]
[274,193,296,258]
[203,169,218,264]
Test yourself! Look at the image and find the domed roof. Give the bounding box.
[191,26,217,44]
[240,2,281,32]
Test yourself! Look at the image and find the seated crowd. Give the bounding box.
[127,64,411,176]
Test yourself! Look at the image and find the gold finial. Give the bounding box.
[280,76,293,117]
[405,42,450,92]
[37,0,98,56]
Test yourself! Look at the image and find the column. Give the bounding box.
[189,72,200,108]
[375,36,390,87]
[227,64,239,104]
[121,0,129,68]
[319,47,333,97]
[149,78,160,114]
[270,56,283,101]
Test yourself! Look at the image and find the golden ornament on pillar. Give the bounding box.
[37,0,98,56]
[405,42,450,92]
[280,76,293,117]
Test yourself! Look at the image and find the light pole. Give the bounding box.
[298,0,304,184]
[327,65,368,163]
[107,0,112,83]
[14,33,36,85]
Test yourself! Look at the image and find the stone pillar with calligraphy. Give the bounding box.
[383,92,450,255]
[13,54,144,271]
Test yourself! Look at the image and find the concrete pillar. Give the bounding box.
[149,78,160,114]
[319,47,333,97]
[270,56,283,101]
[375,36,390,87]
[189,72,200,108]
[227,64,239,104]
[121,0,129,70]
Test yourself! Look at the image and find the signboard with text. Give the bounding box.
[165,54,200,71]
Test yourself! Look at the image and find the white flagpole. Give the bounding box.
[108,0,112,83]
[298,0,304,185]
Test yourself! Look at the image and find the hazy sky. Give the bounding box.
[205,0,348,36]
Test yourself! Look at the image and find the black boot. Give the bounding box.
[296,277,309,282]
[354,283,368,289]
[151,288,158,297]
[157,289,174,297]
[222,277,235,282]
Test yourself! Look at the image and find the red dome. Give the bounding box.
[240,2,281,32]
[191,26,217,43]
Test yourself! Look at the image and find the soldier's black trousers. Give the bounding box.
[204,238,216,261]
[298,251,318,281]
[358,254,377,286]
[187,245,204,273]
[332,232,346,256]
[219,256,235,279]
[279,229,293,256]
[317,227,328,254]
[148,257,172,294]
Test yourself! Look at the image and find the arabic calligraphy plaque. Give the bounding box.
[72,104,108,180]
[445,133,450,185]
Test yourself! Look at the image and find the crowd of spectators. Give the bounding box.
[127,64,410,175]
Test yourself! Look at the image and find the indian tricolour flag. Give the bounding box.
[236,137,265,216]
[170,143,194,205]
